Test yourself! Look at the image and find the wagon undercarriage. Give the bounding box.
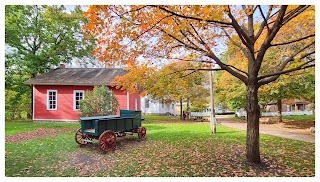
[75,127,146,152]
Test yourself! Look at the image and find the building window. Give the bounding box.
[47,90,57,110]
[74,90,84,110]
[145,98,149,108]
[172,104,174,109]
[162,102,164,108]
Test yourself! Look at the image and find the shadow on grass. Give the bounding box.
[217,130,243,134]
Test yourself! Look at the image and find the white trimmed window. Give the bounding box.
[47,90,57,110]
[145,98,149,108]
[74,90,84,110]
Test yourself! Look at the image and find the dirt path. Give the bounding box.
[216,116,315,143]
[5,128,75,143]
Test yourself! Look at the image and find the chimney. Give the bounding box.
[59,64,65,69]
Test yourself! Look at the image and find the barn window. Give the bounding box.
[47,90,57,110]
[74,90,84,110]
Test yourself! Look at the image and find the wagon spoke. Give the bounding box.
[99,130,117,152]
[138,127,147,140]
[75,128,91,145]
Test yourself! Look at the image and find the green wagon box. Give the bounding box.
[75,110,146,152]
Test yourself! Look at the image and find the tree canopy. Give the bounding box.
[84,5,315,164]
[5,5,96,119]
[111,61,209,118]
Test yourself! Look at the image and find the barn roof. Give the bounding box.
[24,68,128,86]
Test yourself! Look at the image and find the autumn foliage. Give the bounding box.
[83,5,315,164]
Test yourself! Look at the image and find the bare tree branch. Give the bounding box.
[253,5,258,13]
[206,52,248,84]
[158,28,207,53]
[270,34,315,47]
[173,18,205,52]
[255,5,273,41]
[189,23,206,46]
[254,6,288,76]
[226,6,253,52]
[257,44,315,86]
[150,5,233,26]
[165,68,224,77]
[274,41,315,72]
[281,5,310,26]
[258,62,314,86]
[225,64,248,76]
[131,15,173,42]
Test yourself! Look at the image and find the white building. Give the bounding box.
[141,96,176,115]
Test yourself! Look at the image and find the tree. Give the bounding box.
[5,5,96,118]
[80,86,119,117]
[111,61,208,120]
[259,69,315,120]
[215,9,315,121]
[83,5,315,163]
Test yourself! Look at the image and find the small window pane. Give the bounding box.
[48,91,57,110]
[74,91,84,110]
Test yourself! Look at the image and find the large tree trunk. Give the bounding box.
[277,99,282,123]
[246,83,261,164]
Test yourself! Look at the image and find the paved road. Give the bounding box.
[216,115,315,143]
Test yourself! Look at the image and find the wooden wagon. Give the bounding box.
[75,110,146,152]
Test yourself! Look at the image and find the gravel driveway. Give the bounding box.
[216,115,315,143]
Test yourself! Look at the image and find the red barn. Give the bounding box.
[24,65,140,121]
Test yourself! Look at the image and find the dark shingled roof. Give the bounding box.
[24,68,128,86]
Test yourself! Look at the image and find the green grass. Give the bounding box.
[142,115,180,123]
[5,120,79,135]
[5,120,315,177]
[282,115,315,121]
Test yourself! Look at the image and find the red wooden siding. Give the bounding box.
[34,85,93,120]
[33,85,140,121]
[109,87,128,113]
[129,91,141,111]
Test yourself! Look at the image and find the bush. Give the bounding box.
[80,86,119,117]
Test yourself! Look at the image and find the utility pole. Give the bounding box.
[209,70,216,134]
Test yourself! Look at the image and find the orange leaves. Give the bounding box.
[82,5,230,67]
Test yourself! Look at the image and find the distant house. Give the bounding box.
[265,99,313,112]
[24,64,140,121]
[141,95,176,115]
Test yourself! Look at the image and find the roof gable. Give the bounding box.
[24,68,128,86]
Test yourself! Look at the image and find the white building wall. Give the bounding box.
[141,96,176,115]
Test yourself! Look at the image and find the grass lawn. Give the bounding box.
[142,115,180,123]
[283,115,315,121]
[5,119,315,177]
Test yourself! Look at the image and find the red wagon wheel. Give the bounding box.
[75,128,92,145]
[138,127,146,140]
[99,130,117,152]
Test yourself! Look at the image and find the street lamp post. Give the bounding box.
[209,70,216,134]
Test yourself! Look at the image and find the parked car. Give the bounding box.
[235,108,247,120]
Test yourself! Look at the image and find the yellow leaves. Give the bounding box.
[202,6,211,15]
[246,7,253,16]
[223,5,230,13]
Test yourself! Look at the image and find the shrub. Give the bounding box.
[80,86,119,117]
